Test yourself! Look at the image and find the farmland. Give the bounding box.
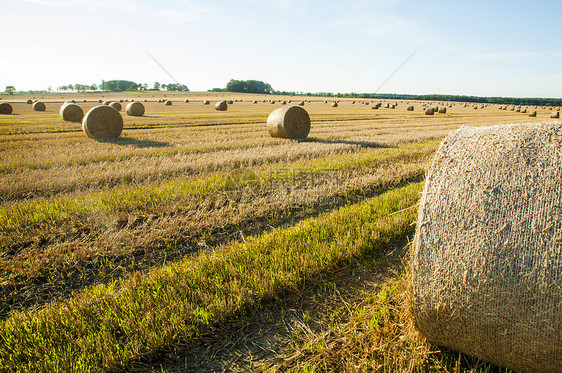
[0,91,549,372]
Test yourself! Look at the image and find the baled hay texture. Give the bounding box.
[184,99,189,103]
[0,102,13,114]
[68,99,76,103]
[215,100,228,111]
[521,108,527,113]
[271,101,276,104]
[407,105,414,111]
[227,100,233,104]
[103,101,111,105]
[33,101,46,111]
[82,105,123,139]
[390,104,396,109]
[529,111,537,117]
[424,107,434,115]
[412,123,562,373]
[298,101,305,106]
[118,99,123,103]
[203,100,210,105]
[59,103,84,122]
[98,99,103,103]
[331,102,338,107]
[26,99,32,104]
[516,108,521,112]
[266,105,310,139]
[551,111,560,118]
[109,102,122,111]
[126,102,145,116]
[165,100,172,106]
[438,107,446,113]
[252,100,257,104]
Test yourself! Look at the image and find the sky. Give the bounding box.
[2,0,562,98]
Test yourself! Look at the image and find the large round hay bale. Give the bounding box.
[109,102,122,111]
[33,101,46,111]
[424,107,434,115]
[529,110,537,117]
[215,100,228,111]
[551,111,560,118]
[164,100,172,106]
[412,123,562,373]
[59,103,84,122]
[266,105,310,139]
[0,102,13,114]
[438,107,446,113]
[407,105,414,111]
[26,99,33,104]
[126,102,145,116]
[82,105,123,139]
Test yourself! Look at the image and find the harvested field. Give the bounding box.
[0,91,550,372]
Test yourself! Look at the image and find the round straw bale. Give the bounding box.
[529,111,537,117]
[424,107,434,115]
[215,100,228,111]
[103,101,111,105]
[33,101,46,111]
[26,99,33,104]
[184,99,189,103]
[407,105,414,111]
[126,102,145,116]
[68,99,76,103]
[0,103,13,114]
[109,102,122,111]
[331,102,338,107]
[521,108,527,113]
[412,123,562,373]
[118,99,123,103]
[371,105,379,109]
[516,108,521,112]
[266,105,310,139]
[252,100,257,104]
[203,100,210,105]
[99,99,103,103]
[82,105,123,139]
[281,100,287,105]
[165,100,172,106]
[438,107,446,113]
[298,101,305,106]
[59,103,84,122]
[227,100,233,104]
[551,111,560,118]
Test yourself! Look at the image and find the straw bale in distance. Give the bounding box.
[184,99,189,103]
[215,100,228,111]
[438,107,446,113]
[298,101,305,106]
[407,105,414,111]
[82,105,123,139]
[266,105,310,139]
[412,123,562,373]
[0,103,13,114]
[109,102,122,111]
[424,107,434,115]
[529,111,537,117]
[227,100,233,104]
[126,102,145,116]
[165,100,172,106]
[33,101,46,111]
[103,101,111,105]
[551,111,560,118]
[59,103,84,122]
[203,100,210,105]
[26,99,32,104]
[331,102,338,107]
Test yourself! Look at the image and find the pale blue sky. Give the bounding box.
[3,0,561,97]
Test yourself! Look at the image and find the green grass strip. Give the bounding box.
[0,182,422,372]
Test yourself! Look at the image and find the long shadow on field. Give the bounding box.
[97,137,171,148]
[300,137,392,148]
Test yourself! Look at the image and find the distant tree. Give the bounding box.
[90,84,98,91]
[225,79,272,94]
[116,80,128,91]
[5,86,16,94]
[143,83,148,90]
[164,83,189,91]
[48,86,53,92]
[101,80,106,91]
[68,84,74,91]
[104,81,117,91]
[153,81,161,90]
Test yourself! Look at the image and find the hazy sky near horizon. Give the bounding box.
[3,0,562,97]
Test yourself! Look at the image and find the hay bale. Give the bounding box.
[412,123,562,373]
[126,102,145,116]
[118,99,123,103]
[0,102,13,114]
[281,100,287,105]
[438,107,446,113]
[227,100,233,104]
[59,103,84,122]
[298,101,305,106]
[184,99,189,103]
[109,102,122,111]
[407,105,414,111]
[99,99,103,103]
[266,105,310,139]
[521,108,527,113]
[424,107,434,115]
[33,101,46,111]
[371,105,379,110]
[551,111,560,118]
[165,100,172,106]
[103,101,111,105]
[331,102,338,107]
[215,100,228,111]
[26,99,33,104]
[82,105,123,139]
[252,100,257,104]
[529,111,537,117]
[203,100,210,105]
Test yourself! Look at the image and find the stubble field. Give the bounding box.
[0,91,545,372]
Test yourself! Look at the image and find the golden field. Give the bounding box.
[0,91,545,372]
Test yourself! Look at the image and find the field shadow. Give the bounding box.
[97,137,171,148]
[299,137,391,148]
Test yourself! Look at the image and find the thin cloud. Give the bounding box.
[460,50,562,61]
